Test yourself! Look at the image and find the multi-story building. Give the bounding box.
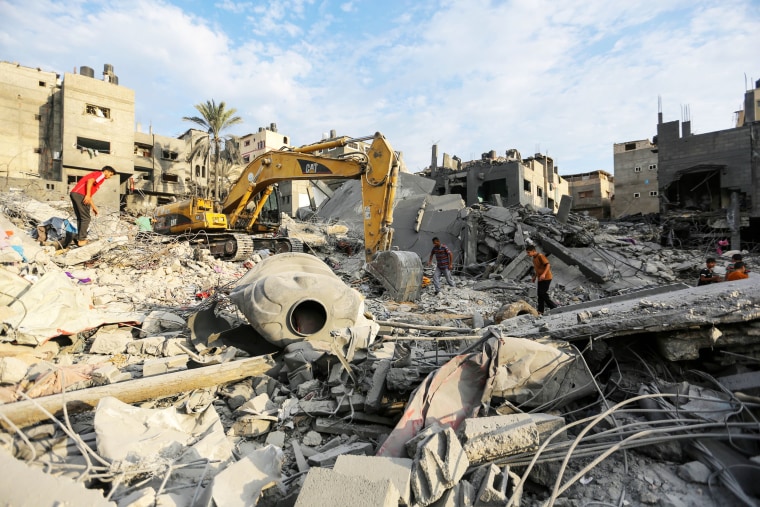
[611,139,659,217]
[0,61,137,210]
[424,147,569,212]
[655,78,760,245]
[0,62,63,191]
[564,170,614,219]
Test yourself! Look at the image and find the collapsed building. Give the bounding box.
[0,176,759,506]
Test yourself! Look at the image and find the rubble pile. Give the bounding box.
[0,190,759,507]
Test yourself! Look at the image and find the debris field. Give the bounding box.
[0,186,759,507]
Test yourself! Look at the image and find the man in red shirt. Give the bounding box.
[69,166,116,246]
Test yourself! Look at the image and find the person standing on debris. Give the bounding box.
[726,254,750,276]
[526,244,558,314]
[69,165,116,246]
[726,261,749,281]
[427,237,456,295]
[697,258,722,286]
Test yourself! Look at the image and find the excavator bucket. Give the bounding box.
[366,250,424,302]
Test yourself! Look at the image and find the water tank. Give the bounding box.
[104,63,114,74]
[80,66,94,78]
[270,122,277,132]
[111,75,119,85]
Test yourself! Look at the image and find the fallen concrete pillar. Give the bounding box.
[538,233,608,283]
[294,467,399,507]
[0,355,274,428]
[366,359,391,413]
[410,426,469,506]
[333,454,413,506]
[556,194,573,224]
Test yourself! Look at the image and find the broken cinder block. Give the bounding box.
[142,354,188,377]
[294,467,399,507]
[306,441,374,467]
[410,426,469,506]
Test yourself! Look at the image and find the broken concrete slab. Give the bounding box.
[211,445,283,507]
[459,413,558,465]
[410,426,469,506]
[142,355,188,377]
[313,417,392,439]
[333,454,413,506]
[306,441,374,467]
[537,233,609,283]
[366,359,391,413]
[294,466,399,507]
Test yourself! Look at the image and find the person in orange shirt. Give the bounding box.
[726,262,749,281]
[526,244,558,314]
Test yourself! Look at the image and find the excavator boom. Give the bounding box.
[154,132,422,300]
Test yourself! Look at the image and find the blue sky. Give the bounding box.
[1,0,759,175]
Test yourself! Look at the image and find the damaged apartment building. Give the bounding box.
[0,61,305,216]
[613,79,760,246]
[422,145,570,212]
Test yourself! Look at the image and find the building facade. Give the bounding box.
[564,170,614,219]
[425,148,569,212]
[611,139,659,217]
[0,61,136,210]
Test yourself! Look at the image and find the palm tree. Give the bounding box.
[183,99,244,199]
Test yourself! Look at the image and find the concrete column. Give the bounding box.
[557,195,573,224]
[728,190,741,250]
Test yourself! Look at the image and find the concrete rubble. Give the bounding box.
[0,188,759,506]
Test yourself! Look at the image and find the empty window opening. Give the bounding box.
[625,143,636,151]
[634,166,641,172]
[38,81,46,87]
[161,150,178,161]
[633,192,641,198]
[578,190,594,199]
[243,155,250,163]
[650,191,658,196]
[33,147,42,154]
[244,140,251,147]
[76,137,110,154]
[537,186,543,197]
[85,104,110,118]
[523,179,531,192]
[161,173,179,183]
[34,114,41,120]
[134,144,152,157]
[649,164,657,170]
[195,165,201,177]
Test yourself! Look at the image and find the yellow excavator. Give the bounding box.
[154,132,422,300]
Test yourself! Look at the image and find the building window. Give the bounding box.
[258,141,265,149]
[649,191,658,196]
[284,137,289,145]
[634,166,641,172]
[202,166,206,178]
[243,155,250,163]
[578,190,594,199]
[649,164,657,170]
[625,143,636,151]
[633,192,641,198]
[195,165,201,177]
[76,136,110,154]
[34,114,41,120]
[523,180,531,192]
[134,145,152,157]
[161,173,179,183]
[244,140,251,147]
[161,150,178,161]
[33,147,42,154]
[39,81,46,87]
[537,186,543,197]
[85,104,110,119]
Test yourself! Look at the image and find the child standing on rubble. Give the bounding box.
[697,258,722,286]
[526,244,558,315]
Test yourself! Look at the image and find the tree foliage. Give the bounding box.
[183,99,244,198]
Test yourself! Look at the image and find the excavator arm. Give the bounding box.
[221,132,398,261]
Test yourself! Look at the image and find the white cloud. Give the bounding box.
[1,0,759,174]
